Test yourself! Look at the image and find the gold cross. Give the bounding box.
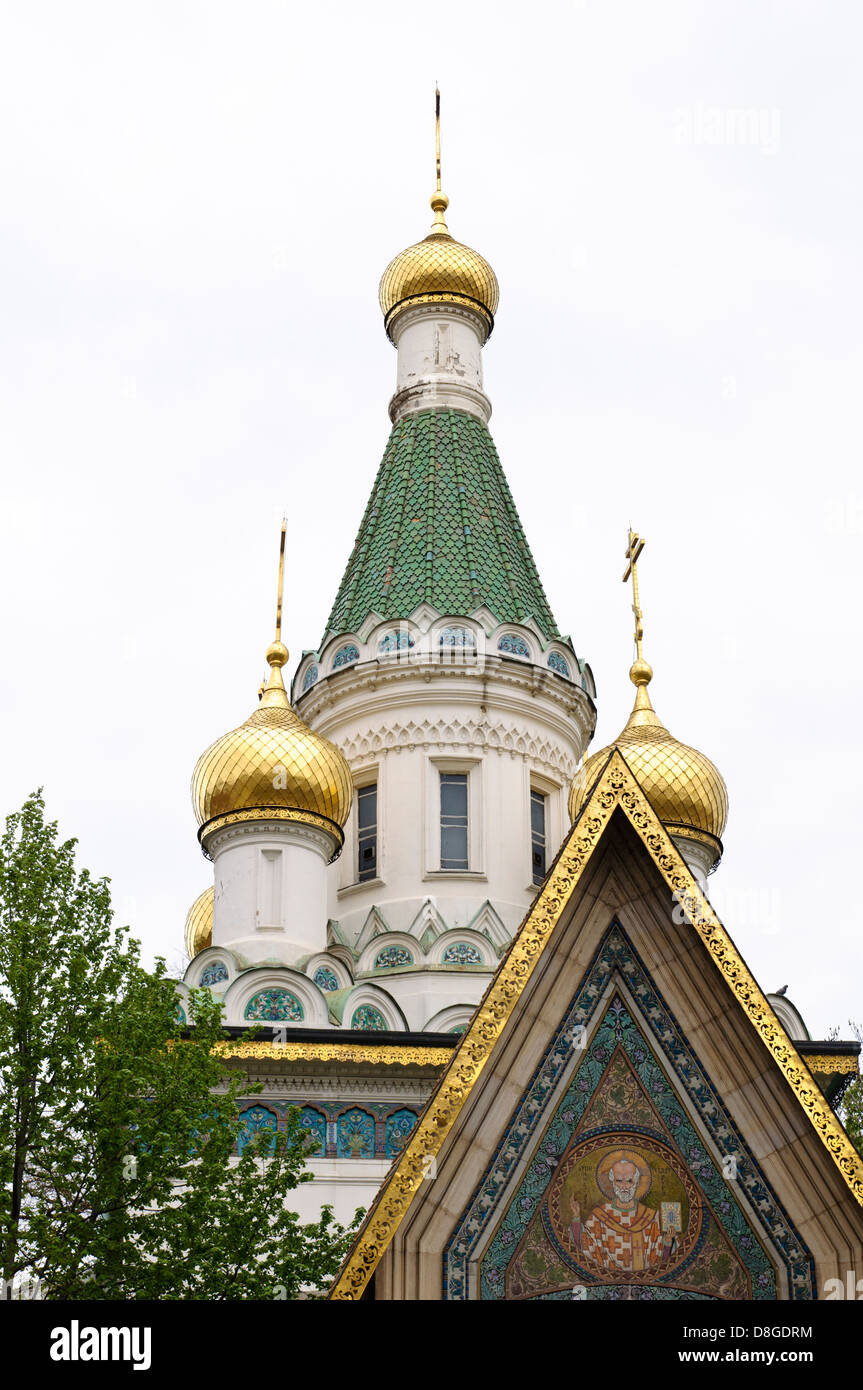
[622,527,645,660]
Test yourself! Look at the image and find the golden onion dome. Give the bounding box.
[184,886,213,958]
[192,639,353,848]
[379,190,499,341]
[569,659,729,866]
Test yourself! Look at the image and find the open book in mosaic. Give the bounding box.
[443,923,815,1301]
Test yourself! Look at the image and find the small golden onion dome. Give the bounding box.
[191,640,353,846]
[569,661,728,865]
[185,886,213,958]
[379,191,499,342]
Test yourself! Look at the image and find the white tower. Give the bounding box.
[291,95,597,1035]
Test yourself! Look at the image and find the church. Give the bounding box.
[176,98,862,1301]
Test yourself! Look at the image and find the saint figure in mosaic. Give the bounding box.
[567,1148,678,1274]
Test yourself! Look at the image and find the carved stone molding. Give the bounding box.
[238,1075,437,1100]
[335,715,579,780]
[206,817,336,860]
[298,653,595,743]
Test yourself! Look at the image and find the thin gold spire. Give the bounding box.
[275,516,286,642]
[262,518,290,708]
[435,85,441,192]
[429,84,450,236]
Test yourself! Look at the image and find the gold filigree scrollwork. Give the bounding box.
[215,1041,451,1065]
[803,1055,860,1076]
[328,750,863,1300]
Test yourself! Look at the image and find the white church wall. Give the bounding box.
[208,819,335,963]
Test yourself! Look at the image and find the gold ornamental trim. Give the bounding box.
[214,1040,452,1065]
[328,750,863,1300]
[804,1054,860,1076]
[383,291,494,339]
[200,806,344,849]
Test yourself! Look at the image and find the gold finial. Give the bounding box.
[429,84,450,235]
[623,527,653,691]
[263,519,289,705]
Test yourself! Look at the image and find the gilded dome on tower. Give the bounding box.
[570,529,728,870]
[184,886,213,958]
[568,659,728,867]
[192,639,353,846]
[379,92,498,341]
[379,191,499,341]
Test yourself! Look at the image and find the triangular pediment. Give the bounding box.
[407,898,451,951]
[464,900,509,953]
[445,956,809,1301]
[330,750,863,1300]
[354,906,392,954]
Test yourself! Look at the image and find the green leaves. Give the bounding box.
[0,791,360,1300]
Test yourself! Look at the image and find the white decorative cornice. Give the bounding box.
[333,714,579,780]
[207,818,335,861]
[298,656,595,751]
[389,302,490,342]
[388,380,492,426]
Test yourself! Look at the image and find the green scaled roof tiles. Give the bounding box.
[323,410,560,643]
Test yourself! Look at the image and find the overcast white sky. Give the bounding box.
[1,1,860,1037]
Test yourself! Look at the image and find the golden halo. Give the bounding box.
[595,1147,652,1201]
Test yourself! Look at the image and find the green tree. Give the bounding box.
[840,1022,863,1156]
[0,791,360,1299]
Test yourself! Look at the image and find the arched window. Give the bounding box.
[244,989,304,1022]
[298,1107,326,1156]
[547,651,571,679]
[351,1004,387,1031]
[442,942,483,966]
[374,945,413,969]
[238,1105,278,1155]
[439,626,476,650]
[332,644,360,670]
[199,961,228,987]
[498,633,530,658]
[336,1108,375,1159]
[378,630,415,654]
[385,1109,418,1156]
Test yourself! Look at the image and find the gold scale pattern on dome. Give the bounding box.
[191,522,353,849]
[184,885,213,957]
[378,88,499,341]
[569,529,728,865]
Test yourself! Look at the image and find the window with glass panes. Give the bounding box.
[440,773,469,870]
[531,789,547,885]
[357,783,378,882]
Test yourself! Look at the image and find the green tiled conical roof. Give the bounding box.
[323,410,560,643]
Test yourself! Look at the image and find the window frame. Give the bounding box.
[525,770,564,891]
[338,763,384,895]
[424,755,486,880]
[356,782,379,883]
[440,771,470,871]
[530,787,548,886]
